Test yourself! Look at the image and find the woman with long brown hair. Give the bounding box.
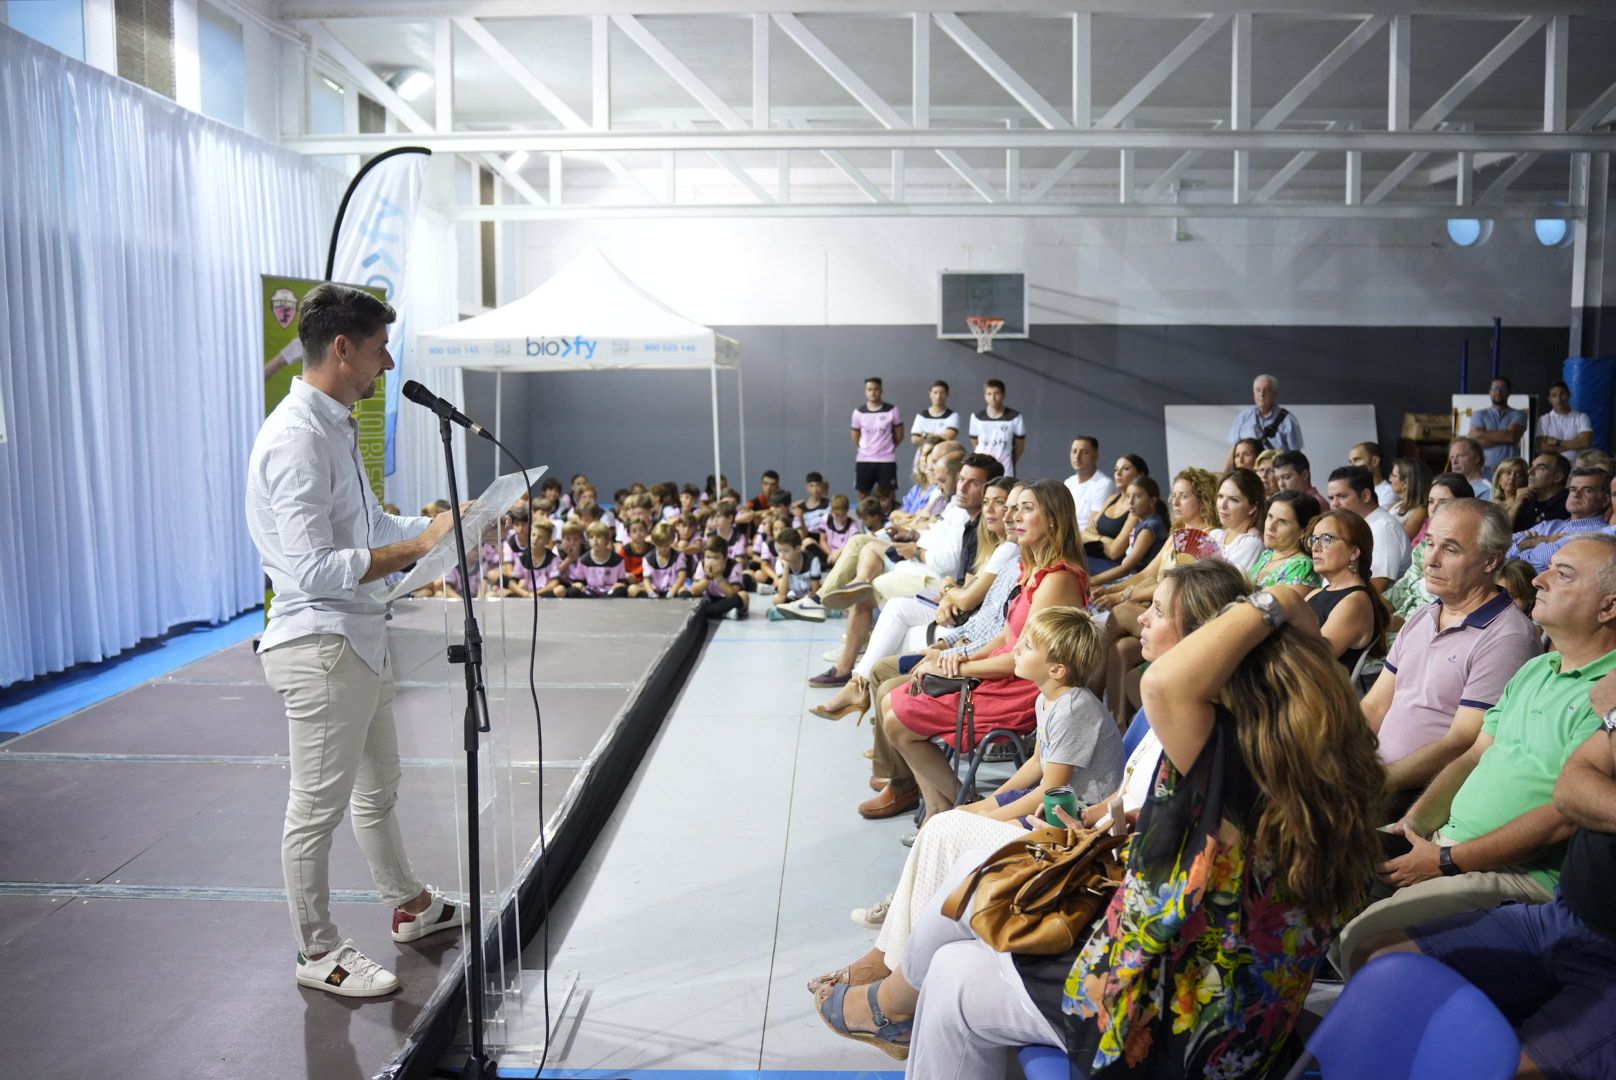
[880,479,1088,820]
[815,587,1385,1077]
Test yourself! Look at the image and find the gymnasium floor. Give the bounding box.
[524,609,911,1080]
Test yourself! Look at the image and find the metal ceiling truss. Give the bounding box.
[282,9,1616,221]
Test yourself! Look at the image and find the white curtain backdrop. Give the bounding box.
[388,208,466,517]
[0,25,344,687]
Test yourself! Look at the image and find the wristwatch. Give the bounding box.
[1438,846,1462,877]
[1603,706,1616,735]
[1243,590,1286,632]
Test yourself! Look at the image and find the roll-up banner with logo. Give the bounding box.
[324,146,431,482]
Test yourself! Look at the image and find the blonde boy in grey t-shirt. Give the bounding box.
[964,606,1126,821]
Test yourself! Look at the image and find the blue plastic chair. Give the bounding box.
[1017,1044,1068,1080]
[1120,707,1152,759]
[1281,952,1519,1080]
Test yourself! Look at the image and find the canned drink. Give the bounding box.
[1043,785,1082,827]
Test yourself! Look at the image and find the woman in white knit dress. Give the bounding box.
[808,557,1253,995]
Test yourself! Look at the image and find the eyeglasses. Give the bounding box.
[1306,534,1342,551]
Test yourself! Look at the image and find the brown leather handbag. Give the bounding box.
[940,825,1127,955]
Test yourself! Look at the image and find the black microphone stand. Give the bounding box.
[436,413,498,1080]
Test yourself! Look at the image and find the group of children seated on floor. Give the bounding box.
[404,468,909,621]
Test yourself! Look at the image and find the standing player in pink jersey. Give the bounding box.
[851,377,904,499]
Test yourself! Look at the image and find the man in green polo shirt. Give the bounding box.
[1335,534,1616,975]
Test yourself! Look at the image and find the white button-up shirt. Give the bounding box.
[247,378,429,673]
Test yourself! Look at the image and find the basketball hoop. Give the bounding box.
[966,316,1005,354]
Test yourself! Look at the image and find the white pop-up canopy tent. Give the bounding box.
[419,245,745,488]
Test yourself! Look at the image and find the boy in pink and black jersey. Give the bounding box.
[851,376,903,498]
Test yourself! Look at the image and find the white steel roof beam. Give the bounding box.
[1367,14,1545,204]
[772,13,907,130]
[613,14,748,129]
[1257,15,1386,131]
[1095,14,1230,131]
[931,13,1071,130]
[1480,77,1616,204]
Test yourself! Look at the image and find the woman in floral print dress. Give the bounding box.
[820,584,1385,1078]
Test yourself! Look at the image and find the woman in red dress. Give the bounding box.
[878,478,1089,820]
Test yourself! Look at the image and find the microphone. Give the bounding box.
[402,379,494,442]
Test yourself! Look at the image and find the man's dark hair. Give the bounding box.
[775,526,802,548]
[1492,375,1512,390]
[931,379,950,393]
[1549,379,1570,394]
[1355,441,1383,462]
[1571,466,1612,489]
[507,504,532,526]
[1274,450,1311,475]
[856,496,884,522]
[864,376,883,388]
[767,490,792,508]
[1329,465,1376,500]
[681,483,700,497]
[1076,435,1100,451]
[703,537,729,556]
[297,283,395,366]
[1541,454,1571,483]
[805,471,824,485]
[540,476,562,494]
[985,378,1006,393]
[762,469,779,482]
[960,452,1006,481]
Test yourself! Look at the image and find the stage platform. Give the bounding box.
[0,597,705,1080]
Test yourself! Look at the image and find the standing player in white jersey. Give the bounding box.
[908,380,960,483]
[969,378,1025,477]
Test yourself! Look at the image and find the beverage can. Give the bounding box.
[1043,785,1081,827]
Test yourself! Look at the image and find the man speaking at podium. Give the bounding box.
[246,283,464,998]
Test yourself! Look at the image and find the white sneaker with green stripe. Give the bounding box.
[296,940,399,998]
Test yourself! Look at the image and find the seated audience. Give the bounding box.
[629,522,689,598]
[685,536,748,620]
[1254,447,1281,496]
[1386,474,1474,624]
[811,606,1120,994]
[1090,467,1219,717]
[1063,435,1115,533]
[1490,455,1530,527]
[813,479,1016,732]
[1210,467,1266,573]
[1251,489,1321,587]
[1078,455,1146,573]
[1536,378,1594,462]
[1372,502,1539,817]
[507,519,561,597]
[877,480,1088,818]
[1447,435,1491,500]
[619,517,651,582]
[810,456,998,689]
[1086,476,1167,589]
[1335,534,1616,975]
[819,585,1382,1078]
[1515,452,1571,531]
[1360,692,1616,1080]
[769,527,823,614]
[1303,508,1388,672]
[569,521,628,598]
[821,493,862,561]
[1273,449,1326,506]
[1326,464,1412,589]
[1507,466,1612,571]
[1231,436,1262,471]
[1349,440,1398,510]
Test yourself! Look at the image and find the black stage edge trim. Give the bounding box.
[379,602,711,1080]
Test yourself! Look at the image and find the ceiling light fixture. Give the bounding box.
[390,67,434,103]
